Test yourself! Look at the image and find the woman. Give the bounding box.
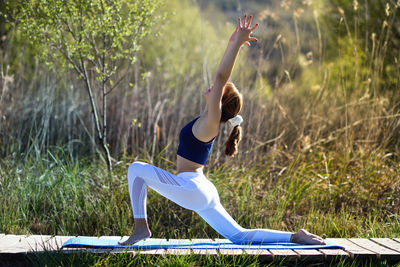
[119,15,325,246]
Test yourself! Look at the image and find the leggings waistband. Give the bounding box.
[177,171,206,179]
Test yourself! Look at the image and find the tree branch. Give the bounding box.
[105,66,130,95]
[81,56,103,142]
[85,32,103,68]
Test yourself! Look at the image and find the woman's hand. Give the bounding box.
[229,15,258,46]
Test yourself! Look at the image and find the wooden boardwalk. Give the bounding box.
[1,234,400,263]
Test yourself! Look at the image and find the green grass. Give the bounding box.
[1,147,398,239]
[26,252,263,267]
[13,251,400,267]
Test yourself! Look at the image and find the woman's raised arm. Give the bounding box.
[207,15,258,123]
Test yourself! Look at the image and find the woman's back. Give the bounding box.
[176,114,219,174]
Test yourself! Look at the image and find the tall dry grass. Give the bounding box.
[1,0,399,167]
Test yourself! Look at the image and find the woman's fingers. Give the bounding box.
[245,41,251,46]
[247,16,253,28]
[239,15,257,30]
[250,23,259,31]
[250,37,258,42]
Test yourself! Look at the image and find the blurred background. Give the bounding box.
[1,0,399,164]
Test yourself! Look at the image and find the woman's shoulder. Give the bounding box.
[192,115,219,142]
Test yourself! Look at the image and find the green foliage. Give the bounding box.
[138,0,236,90]
[6,0,159,81]
[3,0,162,170]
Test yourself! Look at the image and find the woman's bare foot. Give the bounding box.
[118,229,151,246]
[118,218,152,246]
[290,229,326,245]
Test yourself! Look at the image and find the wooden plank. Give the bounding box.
[138,249,165,255]
[0,235,57,253]
[110,248,136,254]
[165,249,192,255]
[394,238,400,244]
[45,235,73,251]
[329,238,376,260]
[318,249,350,261]
[136,248,192,255]
[85,248,114,254]
[268,249,298,261]
[295,249,324,261]
[0,235,31,253]
[244,249,273,261]
[244,249,272,256]
[0,235,26,252]
[371,238,400,253]
[219,249,243,255]
[268,249,298,256]
[64,248,114,254]
[349,238,400,261]
[20,235,72,252]
[139,248,193,255]
[28,235,53,252]
[61,248,111,254]
[14,235,55,253]
[191,249,218,255]
[61,248,84,253]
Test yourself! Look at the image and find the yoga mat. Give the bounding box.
[62,237,345,250]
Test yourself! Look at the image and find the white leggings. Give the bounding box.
[127,161,292,244]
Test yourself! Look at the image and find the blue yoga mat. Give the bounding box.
[62,237,345,250]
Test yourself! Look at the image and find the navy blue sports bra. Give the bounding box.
[177,117,215,165]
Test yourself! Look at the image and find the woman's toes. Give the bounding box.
[118,232,151,246]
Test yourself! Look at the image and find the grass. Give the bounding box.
[26,252,264,267]
[1,147,398,239]
[6,250,399,267]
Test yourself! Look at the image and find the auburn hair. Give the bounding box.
[221,82,243,157]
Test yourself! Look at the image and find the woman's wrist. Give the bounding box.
[229,40,242,50]
[228,37,239,46]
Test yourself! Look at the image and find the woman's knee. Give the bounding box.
[128,161,148,179]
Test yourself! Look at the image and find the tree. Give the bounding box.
[4,0,160,171]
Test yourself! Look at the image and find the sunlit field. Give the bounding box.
[1,0,399,265]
